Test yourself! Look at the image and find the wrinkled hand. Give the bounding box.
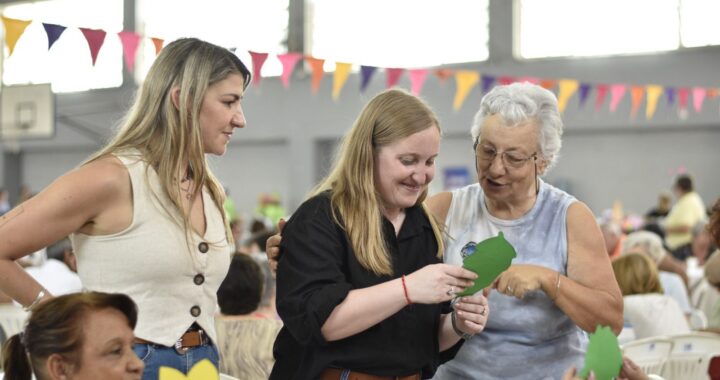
[265,218,285,277]
[562,367,595,380]
[617,357,649,380]
[453,294,489,335]
[405,264,477,304]
[493,264,554,299]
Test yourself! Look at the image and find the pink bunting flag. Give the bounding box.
[498,76,516,85]
[608,84,626,113]
[692,87,706,113]
[595,84,609,112]
[409,69,429,96]
[79,28,107,66]
[277,52,302,88]
[517,76,540,85]
[117,31,141,72]
[305,56,325,94]
[677,87,689,112]
[151,37,164,55]
[1,16,32,57]
[249,51,268,87]
[629,86,645,119]
[386,68,404,89]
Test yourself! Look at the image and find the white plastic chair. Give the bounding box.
[690,309,710,331]
[622,336,674,376]
[0,304,29,342]
[661,332,720,380]
[219,374,239,380]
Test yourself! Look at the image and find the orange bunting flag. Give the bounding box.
[305,56,325,94]
[645,85,663,120]
[249,51,268,87]
[540,79,557,91]
[557,79,579,114]
[79,28,107,66]
[332,62,352,100]
[629,86,645,119]
[434,69,453,83]
[151,37,164,55]
[453,71,480,111]
[707,88,719,98]
[692,87,706,113]
[278,52,303,88]
[409,69,429,96]
[1,16,32,57]
[386,68,404,89]
[118,31,141,72]
[609,84,626,113]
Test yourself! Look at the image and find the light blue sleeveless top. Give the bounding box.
[432,180,587,380]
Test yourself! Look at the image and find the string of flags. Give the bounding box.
[2,15,719,120]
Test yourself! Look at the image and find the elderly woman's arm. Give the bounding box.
[558,202,624,334]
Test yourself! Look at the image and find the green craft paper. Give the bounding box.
[456,232,516,296]
[579,326,622,380]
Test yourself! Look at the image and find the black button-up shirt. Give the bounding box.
[271,192,450,380]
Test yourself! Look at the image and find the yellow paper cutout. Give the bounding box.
[629,86,645,119]
[2,16,32,57]
[645,85,663,120]
[453,71,480,111]
[159,359,219,380]
[557,79,579,114]
[332,62,352,100]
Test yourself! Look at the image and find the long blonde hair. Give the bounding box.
[313,89,444,276]
[86,38,250,242]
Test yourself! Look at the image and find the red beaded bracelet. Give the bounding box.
[401,275,413,305]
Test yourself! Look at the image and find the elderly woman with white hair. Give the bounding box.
[427,82,623,380]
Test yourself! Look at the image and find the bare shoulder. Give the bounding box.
[425,191,453,225]
[566,201,597,228]
[566,201,607,262]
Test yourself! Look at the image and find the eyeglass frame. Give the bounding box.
[473,138,540,196]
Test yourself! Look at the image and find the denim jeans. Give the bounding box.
[133,342,220,380]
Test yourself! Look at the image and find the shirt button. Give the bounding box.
[193,274,205,285]
[190,306,201,317]
[198,242,209,253]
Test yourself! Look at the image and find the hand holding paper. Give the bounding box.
[456,232,516,297]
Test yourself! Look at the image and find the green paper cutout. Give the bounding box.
[457,232,516,296]
[580,326,623,380]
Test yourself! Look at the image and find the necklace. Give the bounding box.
[179,171,194,200]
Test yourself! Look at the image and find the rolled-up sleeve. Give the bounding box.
[276,195,353,346]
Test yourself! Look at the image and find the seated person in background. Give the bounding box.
[1,291,143,380]
[700,198,720,330]
[621,231,692,316]
[671,220,716,264]
[215,254,282,380]
[613,253,690,339]
[25,238,82,296]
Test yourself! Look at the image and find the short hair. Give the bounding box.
[217,254,264,315]
[612,252,664,296]
[2,292,137,379]
[675,174,694,192]
[622,231,667,264]
[470,82,563,171]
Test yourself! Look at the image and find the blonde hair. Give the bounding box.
[85,38,250,243]
[312,89,443,276]
[612,252,664,296]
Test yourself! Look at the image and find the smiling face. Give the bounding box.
[199,73,246,156]
[373,126,440,219]
[67,308,143,380]
[476,114,546,206]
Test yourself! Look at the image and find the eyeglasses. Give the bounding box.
[475,143,537,170]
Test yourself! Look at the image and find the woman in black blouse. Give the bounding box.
[271,89,489,380]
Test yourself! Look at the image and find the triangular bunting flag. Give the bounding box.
[692,87,706,113]
[408,69,428,96]
[360,65,377,93]
[518,76,540,85]
[557,79,579,114]
[481,75,496,94]
[151,37,164,55]
[386,68,404,89]
[453,71,480,111]
[1,16,32,57]
[665,87,676,106]
[332,62,352,100]
[79,28,107,66]
[645,85,663,120]
[434,69,453,83]
[595,84,609,112]
[117,31,141,72]
[677,87,689,119]
[249,51,269,87]
[609,84,626,113]
[540,79,557,91]
[277,52,302,88]
[42,23,66,50]
[629,85,645,119]
[498,76,515,85]
[305,56,325,94]
[578,83,591,108]
[707,88,719,98]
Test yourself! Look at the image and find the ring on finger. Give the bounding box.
[446,286,455,296]
[480,306,487,316]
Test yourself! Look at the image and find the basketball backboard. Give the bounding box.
[0,83,55,140]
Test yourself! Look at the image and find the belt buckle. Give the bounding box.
[174,339,189,355]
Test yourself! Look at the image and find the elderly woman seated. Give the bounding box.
[1,291,143,380]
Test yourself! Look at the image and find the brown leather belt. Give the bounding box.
[320,368,420,380]
[133,329,209,354]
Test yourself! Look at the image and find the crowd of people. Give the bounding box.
[0,36,717,380]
